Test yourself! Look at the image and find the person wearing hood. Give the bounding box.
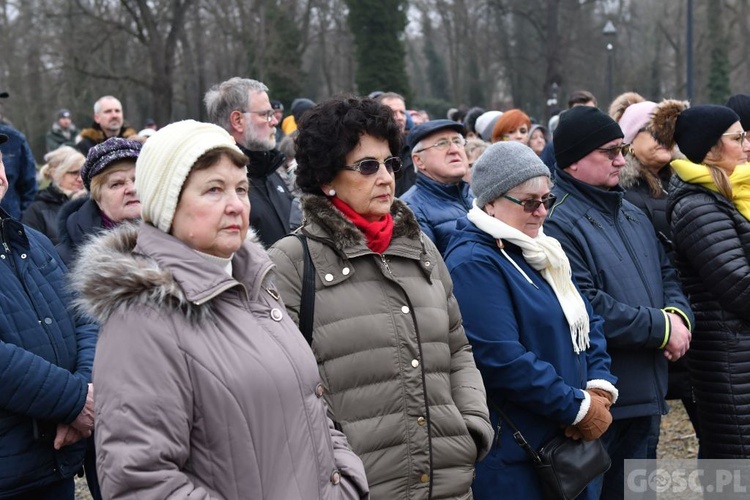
[444,141,617,499]
[22,146,85,244]
[204,77,295,247]
[653,101,750,458]
[71,119,369,499]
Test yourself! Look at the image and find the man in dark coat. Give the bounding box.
[544,106,693,499]
[0,133,98,498]
[205,77,294,247]
[76,96,137,156]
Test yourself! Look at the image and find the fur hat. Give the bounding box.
[726,94,750,132]
[553,106,624,169]
[135,120,244,233]
[471,141,551,207]
[650,101,739,163]
[82,137,142,191]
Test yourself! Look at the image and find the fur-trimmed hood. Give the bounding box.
[300,195,423,252]
[71,221,270,326]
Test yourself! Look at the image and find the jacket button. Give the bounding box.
[324,273,334,282]
[315,384,325,397]
[20,253,27,259]
[425,261,431,267]
[420,473,429,483]
[330,470,341,485]
[411,359,419,368]
[0,255,5,259]
[401,305,409,314]
[270,308,283,322]
[44,317,53,325]
[342,267,350,275]
[417,416,426,426]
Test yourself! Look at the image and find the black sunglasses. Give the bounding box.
[342,156,403,176]
[503,193,556,213]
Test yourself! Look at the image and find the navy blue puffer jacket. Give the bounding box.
[0,210,97,496]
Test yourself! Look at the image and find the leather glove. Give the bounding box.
[575,392,612,441]
[587,388,614,407]
[564,425,583,440]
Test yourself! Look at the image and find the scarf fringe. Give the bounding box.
[468,202,591,354]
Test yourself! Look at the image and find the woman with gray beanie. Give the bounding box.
[443,141,617,499]
[71,119,368,499]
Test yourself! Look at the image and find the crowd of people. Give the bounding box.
[0,79,749,500]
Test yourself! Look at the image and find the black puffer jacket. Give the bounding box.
[667,175,750,458]
[21,185,70,244]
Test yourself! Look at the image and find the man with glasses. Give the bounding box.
[544,106,693,499]
[205,77,294,247]
[401,119,472,256]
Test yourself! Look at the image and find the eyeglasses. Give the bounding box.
[415,136,467,153]
[241,109,275,123]
[722,131,748,143]
[596,143,631,160]
[502,193,557,213]
[342,156,403,176]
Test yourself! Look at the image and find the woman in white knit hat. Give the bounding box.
[72,120,368,499]
[443,141,617,500]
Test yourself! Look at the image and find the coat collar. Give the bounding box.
[553,166,624,215]
[413,172,474,203]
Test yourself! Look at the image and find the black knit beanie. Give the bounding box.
[726,94,750,132]
[674,105,739,164]
[553,106,624,169]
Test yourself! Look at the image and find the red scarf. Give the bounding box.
[331,196,394,254]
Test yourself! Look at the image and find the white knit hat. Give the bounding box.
[135,119,244,233]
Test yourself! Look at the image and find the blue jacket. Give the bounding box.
[544,168,693,420]
[400,172,473,256]
[0,123,37,219]
[0,211,98,496]
[445,217,615,500]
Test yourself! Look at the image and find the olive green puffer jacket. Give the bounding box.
[269,196,493,500]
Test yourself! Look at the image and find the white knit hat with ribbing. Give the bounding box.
[135,119,243,232]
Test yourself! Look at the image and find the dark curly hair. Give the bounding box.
[294,94,403,195]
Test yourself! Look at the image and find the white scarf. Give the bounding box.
[467,202,590,353]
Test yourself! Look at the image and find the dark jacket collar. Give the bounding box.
[238,144,286,178]
[554,166,624,214]
[414,172,473,202]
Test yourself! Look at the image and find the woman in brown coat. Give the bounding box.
[73,120,368,499]
[269,95,493,499]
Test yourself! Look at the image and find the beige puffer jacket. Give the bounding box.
[268,196,493,500]
[72,222,369,500]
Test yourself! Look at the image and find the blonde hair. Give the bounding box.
[89,160,136,203]
[39,146,84,185]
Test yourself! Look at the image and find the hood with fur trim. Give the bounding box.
[71,222,266,326]
[300,195,423,252]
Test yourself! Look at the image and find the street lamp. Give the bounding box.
[602,20,617,106]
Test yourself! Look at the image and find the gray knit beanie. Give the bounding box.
[471,141,551,207]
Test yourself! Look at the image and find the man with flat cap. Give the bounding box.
[401,119,472,256]
[543,105,693,499]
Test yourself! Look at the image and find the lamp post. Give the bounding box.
[546,82,559,120]
[602,20,617,106]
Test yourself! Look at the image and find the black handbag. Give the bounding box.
[492,403,611,500]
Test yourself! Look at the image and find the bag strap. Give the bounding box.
[488,399,543,466]
[295,233,316,345]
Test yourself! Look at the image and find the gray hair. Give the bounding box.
[94,95,121,115]
[204,77,269,132]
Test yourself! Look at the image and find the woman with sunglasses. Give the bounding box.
[444,142,617,500]
[652,102,750,458]
[268,95,493,499]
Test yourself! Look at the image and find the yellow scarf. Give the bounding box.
[671,159,750,220]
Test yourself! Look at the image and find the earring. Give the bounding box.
[328,188,336,196]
